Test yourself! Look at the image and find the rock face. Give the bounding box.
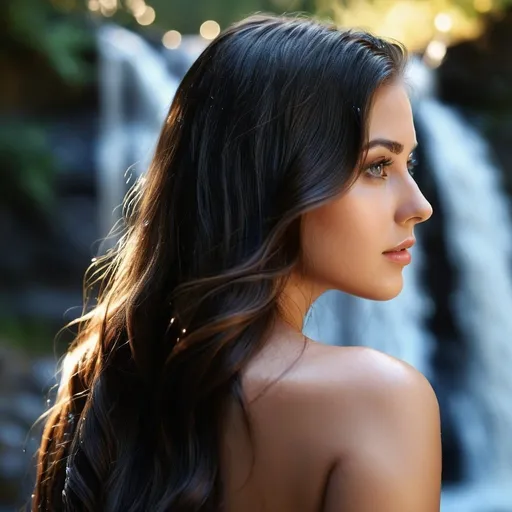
[0,346,56,510]
[0,76,101,512]
[438,8,512,110]
[437,7,512,198]
[0,113,100,326]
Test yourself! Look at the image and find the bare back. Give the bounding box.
[220,323,442,512]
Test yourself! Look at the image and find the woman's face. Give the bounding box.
[301,80,432,301]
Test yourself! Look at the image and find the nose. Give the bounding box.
[395,179,433,227]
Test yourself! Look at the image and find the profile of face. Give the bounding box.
[301,80,433,301]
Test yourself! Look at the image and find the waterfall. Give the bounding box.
[96,24,180,241]
[417,97,512,508]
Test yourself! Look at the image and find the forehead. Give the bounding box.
[368,82,416,142]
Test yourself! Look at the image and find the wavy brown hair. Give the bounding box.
[32,14,407,512]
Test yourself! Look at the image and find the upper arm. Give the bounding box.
[321,348,442,512]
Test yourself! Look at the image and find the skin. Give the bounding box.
[282,79,433,326]
[220,81,441,511]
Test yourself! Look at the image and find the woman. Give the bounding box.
[33,14,441,512]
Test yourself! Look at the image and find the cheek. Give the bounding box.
[300,189,401,300]
[302,194,377,277]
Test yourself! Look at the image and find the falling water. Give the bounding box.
[96,24,180,240]
[417,96,512,509]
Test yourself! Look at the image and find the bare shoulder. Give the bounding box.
[306,342,438,411]
[301,342,440,446]
[242,338,441,510]
[251,339,440,429]
[299,342,442,512]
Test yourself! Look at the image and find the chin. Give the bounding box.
[368,279,404,301]
[367,288,402,301]
[337,277,404,302]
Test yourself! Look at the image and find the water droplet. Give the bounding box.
[143,219,149,227]
[31,494,35,499]
[46,399,51,406]
[170,317,175,325]
[182,328,186,334]
[91,257,97,263]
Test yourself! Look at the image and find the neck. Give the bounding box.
[278,273,322,332]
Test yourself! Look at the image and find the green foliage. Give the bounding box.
[4,0,94,86]
[0,0,94,220]
[0,315,64,355]
[0,122,56,214]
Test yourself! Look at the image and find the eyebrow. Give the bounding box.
[363,138,418,155]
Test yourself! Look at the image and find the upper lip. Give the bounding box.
[383,237,416,253]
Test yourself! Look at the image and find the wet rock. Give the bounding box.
[0,345,56,509]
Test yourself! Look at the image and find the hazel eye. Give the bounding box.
[365,158,392,179]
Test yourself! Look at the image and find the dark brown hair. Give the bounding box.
[33,13,406,511]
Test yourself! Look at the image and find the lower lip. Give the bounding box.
[383,249,411,265]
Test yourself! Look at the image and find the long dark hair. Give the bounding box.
[33,14,407,512]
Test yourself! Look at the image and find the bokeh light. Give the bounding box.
[200,20,221,40]
[425,40,447,66]
[323,0,483,53]
[136,5,156,26]
[126,0,147,17]
[162,30,182,49]
[435,13,453,33]
[87,0,100,11]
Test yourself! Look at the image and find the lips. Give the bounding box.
[383,237,415,253]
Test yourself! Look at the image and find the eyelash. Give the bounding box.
[364,155,418,179]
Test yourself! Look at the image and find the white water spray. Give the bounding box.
[96,24,180,240]
[417,96,512,504]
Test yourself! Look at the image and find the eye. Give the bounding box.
[364,158,392,179]
[363,153,418,180]
[407,153,418,177]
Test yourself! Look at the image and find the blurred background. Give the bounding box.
[2,0,512,510]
